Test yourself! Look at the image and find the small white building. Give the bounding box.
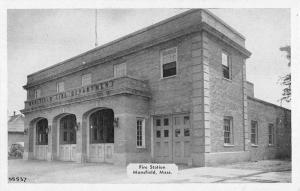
[8,112,25,148]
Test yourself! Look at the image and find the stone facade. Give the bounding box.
[21,9,291,167]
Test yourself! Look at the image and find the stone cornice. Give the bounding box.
[21,88,151,114]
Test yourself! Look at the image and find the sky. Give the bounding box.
[7,9,291,116]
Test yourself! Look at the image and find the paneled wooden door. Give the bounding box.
[89,143,114,163]
[153,116,173,163]
[172,114,191,164]
[35,118,48,160]
[59,115,77,162]
[35,145,48,160]
[153,114,191,164]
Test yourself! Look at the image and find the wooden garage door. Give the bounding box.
[154,114,191,164]
[172,114,191,164]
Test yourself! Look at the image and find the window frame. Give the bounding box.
[56,81,65,93]
[34,89,41,99]
[221,51,232,80]
[223,116,234,146]
[160,47,178,79]
[268,123,275,145]
[81,73,92,86]
[136,118,146,148]
[114,62,127,78]
[250,120,258,146]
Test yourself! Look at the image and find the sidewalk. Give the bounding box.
[8,159,291,183]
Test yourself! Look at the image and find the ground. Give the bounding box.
[8,159,291,183]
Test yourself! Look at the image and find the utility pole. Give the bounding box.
[95,9,98,47]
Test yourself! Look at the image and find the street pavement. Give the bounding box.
[7,159,291,183]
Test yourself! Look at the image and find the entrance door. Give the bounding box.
[153,116,173,163]
[88,109,114,163]
[59,115,77,161]
[35,119,48,160]
[172,115,191,164]
[154,114,191,164]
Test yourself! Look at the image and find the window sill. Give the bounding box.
[251,144,258,147]
[160,75,177,80]
[224,144,234,147]
[136,146,146,149]
[268,144,275,147]
[223,77,232,82]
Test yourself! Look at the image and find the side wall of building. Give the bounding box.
[206,32,245,153]
[248,97,291,161]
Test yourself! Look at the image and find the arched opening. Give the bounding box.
[34,118,48,160]
[58,114,77,161]
[60,114,77,145]
[89,109,114,144]
[86,108,114,163]
[36,119,48,145]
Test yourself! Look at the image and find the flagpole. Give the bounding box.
[95,9,98,47]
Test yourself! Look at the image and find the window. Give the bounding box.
[164,130,169,137]
[136,118,145,148]
[164,118,169,126]
[184,129,190,137]
[224,116,233,145]
[57,81,64,93]
[268,123,275,145]
[184,116,190,125]
[156,130,161,138]
[156,119,161,126]
[114,63,127,77]
[175,129,180,137]
[222,51,231,79]
[82,73,92,86]
[161,47,177,78]
[89,109,114,144]
[174,117,180,125]
[34,89,41,99]
[251,121,258,145]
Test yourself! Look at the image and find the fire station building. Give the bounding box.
[21,9,291,166]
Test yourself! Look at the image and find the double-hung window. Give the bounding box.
[161,47,177,78]
[114,63,127,77]
[222,51,231,79]
[136,118,145,148]
[82,73,92,86]
[224,116,233,145]
[268,123,275,145]
[34,89,41,99]
[251,120,258,145]
[57,81,64,93]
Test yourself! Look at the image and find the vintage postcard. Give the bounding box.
[1,0,300,190]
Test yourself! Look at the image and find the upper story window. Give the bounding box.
[114,63,127,78]
[251,120,258,145]
[222,51,231,79]
[224,116,233,145]
[57,81,64,93]
[34,89,41,99]
[268,123,275,145]
[82,73,92,86]
[161,47,177,78]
